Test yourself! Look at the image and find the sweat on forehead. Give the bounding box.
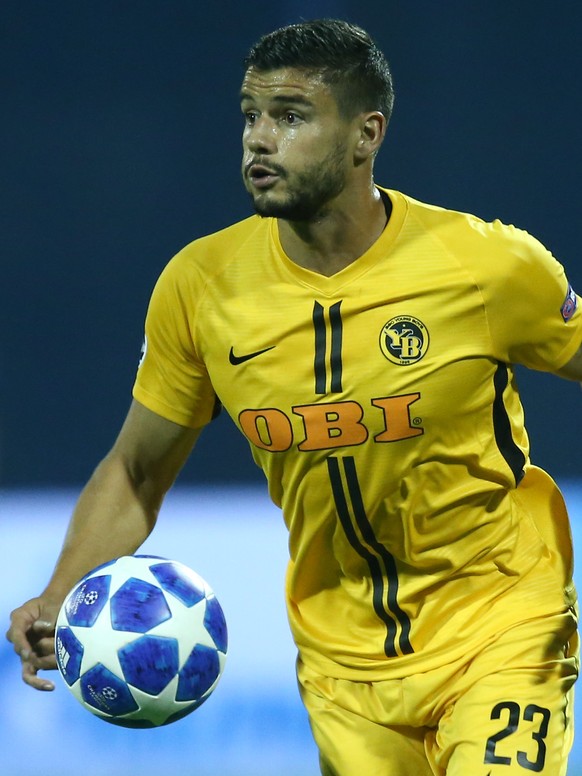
[241,67,329,91]
[240,67,349,119]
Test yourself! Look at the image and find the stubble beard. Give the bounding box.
[246,138,349,222]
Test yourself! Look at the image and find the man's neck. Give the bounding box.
[277,185,389,277]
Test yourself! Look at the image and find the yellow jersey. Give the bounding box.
[133,188,582,680]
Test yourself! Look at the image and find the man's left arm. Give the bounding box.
[556,343,582,385]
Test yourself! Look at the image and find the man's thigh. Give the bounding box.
[304,684,434,776]
[431,667,576,775]
[299,663,435,776]
[429,613,578,775]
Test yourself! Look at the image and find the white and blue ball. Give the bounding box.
[55,555,227,727]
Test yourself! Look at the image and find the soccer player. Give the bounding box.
[6,18,582,776]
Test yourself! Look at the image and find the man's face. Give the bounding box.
[240,67,353,221]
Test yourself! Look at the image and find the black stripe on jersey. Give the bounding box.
[313,302,327,394]
[492,362,526,485]
[327,456,414,658]
[329,301,343,393]
[343,457,413,655]
[312,300,343,395]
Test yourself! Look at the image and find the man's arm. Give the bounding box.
[6,399,202,690]
[556,343,582,384]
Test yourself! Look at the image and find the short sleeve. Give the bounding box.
[482,224,582,372]
[132,255,218,428]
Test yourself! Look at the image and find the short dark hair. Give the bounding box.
[244,19,394,122]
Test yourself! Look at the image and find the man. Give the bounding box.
[6,18,582,776]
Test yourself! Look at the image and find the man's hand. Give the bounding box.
[6,597,60,691]
[6,403,202,693]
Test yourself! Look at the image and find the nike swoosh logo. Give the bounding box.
[229,345,275,365]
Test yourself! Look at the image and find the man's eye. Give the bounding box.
[244,111,258,125]
[284,112,301,125]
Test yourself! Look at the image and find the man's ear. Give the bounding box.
[354,111,387,162]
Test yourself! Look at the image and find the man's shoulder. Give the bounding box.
[394,189,530,248]
[180,213,268,260]
[392,189,491,233]
[391,189,553,284]
[157,213,270,287]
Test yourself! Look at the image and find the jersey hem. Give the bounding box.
[296,599,576,683]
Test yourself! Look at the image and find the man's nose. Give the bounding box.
[245,117,277,154]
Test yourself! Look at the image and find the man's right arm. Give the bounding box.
[6,399,202,690]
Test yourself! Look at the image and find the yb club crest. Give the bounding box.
[380,315,429,366]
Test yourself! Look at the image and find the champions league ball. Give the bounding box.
[55,555,228,727]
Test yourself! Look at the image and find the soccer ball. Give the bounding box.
[54,555,227,727]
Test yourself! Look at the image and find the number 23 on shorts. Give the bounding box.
[484,701,556,773]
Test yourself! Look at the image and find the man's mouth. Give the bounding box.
[247,163,283,189]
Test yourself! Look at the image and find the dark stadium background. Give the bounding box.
[1,2,581,775]
[2,0,581,488]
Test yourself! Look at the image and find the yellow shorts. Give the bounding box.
[298,610,578,776]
